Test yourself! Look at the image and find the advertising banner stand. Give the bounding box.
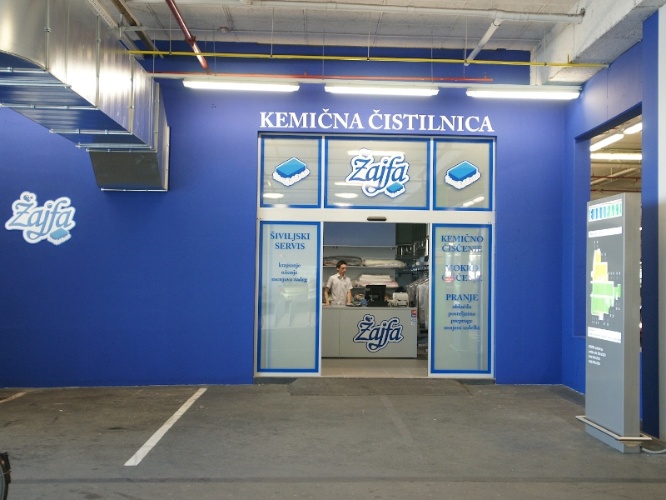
[577,193,649,453]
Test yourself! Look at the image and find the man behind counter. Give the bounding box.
[324,260,353,306]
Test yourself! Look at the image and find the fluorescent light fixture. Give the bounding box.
[263,192,285,199]
[183,80,299,92]
[590,133,624,152]
[591,152,642,161]
[624,122,643,134]
[466,84,580,100]
[325,84,438,97]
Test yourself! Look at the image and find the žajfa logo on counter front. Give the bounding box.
[346,149,410,198]
[5,192,76,245]
[354,314,404,352]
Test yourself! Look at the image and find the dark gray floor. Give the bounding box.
[1,379,665,499]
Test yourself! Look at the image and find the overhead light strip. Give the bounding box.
[624,122,643,134]
[325,84,439,96]
[590,133,625,152]
[591,152,642,161]
[466,84,580,100]
[183,80,299,92]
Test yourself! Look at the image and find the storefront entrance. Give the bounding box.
[255,133,495,379]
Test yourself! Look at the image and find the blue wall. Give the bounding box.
[1,46,570,386]
[639,12,660,436]
[561,14,657,400]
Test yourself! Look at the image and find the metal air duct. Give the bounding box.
[0,0,169,191]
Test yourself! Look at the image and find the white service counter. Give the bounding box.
[322,306,417,358]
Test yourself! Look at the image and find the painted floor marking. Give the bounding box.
[0,391,27,404]
[124,387,207,467]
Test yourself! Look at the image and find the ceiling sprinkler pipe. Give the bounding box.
[164,0,211,73]
[465,19,503,66]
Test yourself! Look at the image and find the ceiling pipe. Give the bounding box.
[164,0,211,73]
[465,19,502,66]
[590,167,637,186]
[129,49,607,69]
[152,71,494,84]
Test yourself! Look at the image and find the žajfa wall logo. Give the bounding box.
[5,192,76,245]
[354,314,404,352]
[346,149,410,198]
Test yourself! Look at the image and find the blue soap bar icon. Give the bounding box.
[445,161,481,189]
[386,182,406,198]
[272,157,311,187]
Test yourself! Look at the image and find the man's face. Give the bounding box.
[337,264,347,276]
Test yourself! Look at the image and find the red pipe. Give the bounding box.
[164,0,211,73]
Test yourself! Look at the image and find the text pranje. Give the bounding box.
[445,294,479,301]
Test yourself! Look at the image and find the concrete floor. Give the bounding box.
[1,379,666,499]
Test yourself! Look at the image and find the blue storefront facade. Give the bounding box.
[0,6,663,434]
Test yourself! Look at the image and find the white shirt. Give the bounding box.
[325,273,352,305]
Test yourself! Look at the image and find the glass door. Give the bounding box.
[256,221,321,375]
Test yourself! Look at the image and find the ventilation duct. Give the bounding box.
[0,0,169,191]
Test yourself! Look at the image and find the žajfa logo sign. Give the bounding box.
[346,149,410,198]
[354,314,404,352]
[5,192,76,245]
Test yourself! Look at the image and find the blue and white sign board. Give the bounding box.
[431,224,492,375]
[580,193,645,453]
[257,221,321,373]
[325,137,430,209]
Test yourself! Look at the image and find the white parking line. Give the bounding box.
[124,387,207,467]
[0,392,27,404]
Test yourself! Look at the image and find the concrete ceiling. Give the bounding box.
[589,115,643,201]
[93,0,666,84]
[89,0,660,196]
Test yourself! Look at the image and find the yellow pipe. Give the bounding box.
[127,50,608,69]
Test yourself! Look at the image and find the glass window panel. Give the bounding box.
[431,224,492,374]
[434,138,494,211]
[260,136,321,208]
[325,137,429,209]
[257,221,320,372]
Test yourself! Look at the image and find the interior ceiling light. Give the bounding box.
[590,133,624,152]
[466,84,580,100]
[183,80,299,92]
[624,122,643,134]
[325,84,439,97]
[334,192,359,199]
[263,192,285,199]
[590,152,642,161]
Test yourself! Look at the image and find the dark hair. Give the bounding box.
[336,260,347,268]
